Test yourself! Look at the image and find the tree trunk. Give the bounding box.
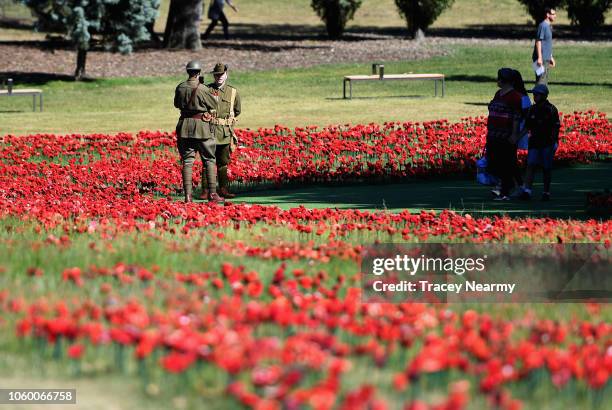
[325,2,343,39]
[74,48,87,80]
[406,0,422,39]
[163,0,203,50]
[414,28,425,41]
[146,20,162,46]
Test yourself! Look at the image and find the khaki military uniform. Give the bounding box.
[174,78,218,200]
[174,78,217,142]
[206,82,241,193]
[207,83,241,145]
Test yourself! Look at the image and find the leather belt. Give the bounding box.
[181,113,210,121]
[180,114,236,125]
[211,118,236,126]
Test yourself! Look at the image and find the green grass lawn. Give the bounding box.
[2,0,577,36]
[2,0,608,41]
[1,44,611,136]
[231,162,612,218]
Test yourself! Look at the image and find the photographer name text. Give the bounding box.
[371,280,516,294]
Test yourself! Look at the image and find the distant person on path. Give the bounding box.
[203,0,239,40]
[174,60,224,203]
[200,62,241,199]
[532,7,557,85]
[486,68,523,201]
[519,84,560,201]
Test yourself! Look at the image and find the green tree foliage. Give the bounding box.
[394,0,454,38]
[566,0,611,35]
[22,0,159,78]
[311,0,363,39]
[0,0,15,18]
[516,0,565,23]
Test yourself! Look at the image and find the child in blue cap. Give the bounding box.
[520,84,560,201]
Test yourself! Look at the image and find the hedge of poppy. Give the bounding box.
[0,112,611,408]
[1,111,610,228]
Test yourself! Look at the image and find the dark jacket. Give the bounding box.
[526,100,560,148]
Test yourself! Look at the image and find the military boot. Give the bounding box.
[218,166,236,198]
[206,163,224,204]
[198,176,209,200]
[208,192,225,203]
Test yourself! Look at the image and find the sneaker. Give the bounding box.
[490,188,501,197]
[493,195,510,201]
[541,192,551,201]
[510,188,524,199]
[518,191,532,200]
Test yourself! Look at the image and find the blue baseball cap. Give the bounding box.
[528,84,549,96]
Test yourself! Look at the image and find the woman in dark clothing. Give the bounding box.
[486,68,523,200]
[508,69,531,195]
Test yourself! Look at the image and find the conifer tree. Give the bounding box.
[23,0,159,79]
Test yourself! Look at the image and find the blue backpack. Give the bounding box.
[516,95,531,149]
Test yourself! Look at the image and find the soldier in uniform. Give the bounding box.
[174,60,224,203]
[200,62,241,199]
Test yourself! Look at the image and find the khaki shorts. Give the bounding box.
[536,60,551,85]
[177,138,216,166]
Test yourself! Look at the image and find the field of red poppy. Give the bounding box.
[0,112,611,409]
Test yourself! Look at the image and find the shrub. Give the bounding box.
[516,0,565,24]
[311,0,363,39]
[394,0,454,39]
[566,0,611,36]
[22,0,159,78]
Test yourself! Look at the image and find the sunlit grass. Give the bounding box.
[1,44,610,136]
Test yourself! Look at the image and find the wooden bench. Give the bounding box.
[343,65,445,99]
[0,88,44,112]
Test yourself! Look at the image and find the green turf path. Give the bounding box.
[227,162,611,218]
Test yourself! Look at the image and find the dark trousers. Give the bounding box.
[215,143,231,167]
[510,145,523,187]
[203,12,229,40]
[202,143,232,191]
[487,140,517,196]
[177,138,217,197]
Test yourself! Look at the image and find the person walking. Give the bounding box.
[519,84,560,201]
[486,68,523,201]
[174,60,224,203]
[532,7,557,85]
[202,0,239,40]
[200,62,241,199]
